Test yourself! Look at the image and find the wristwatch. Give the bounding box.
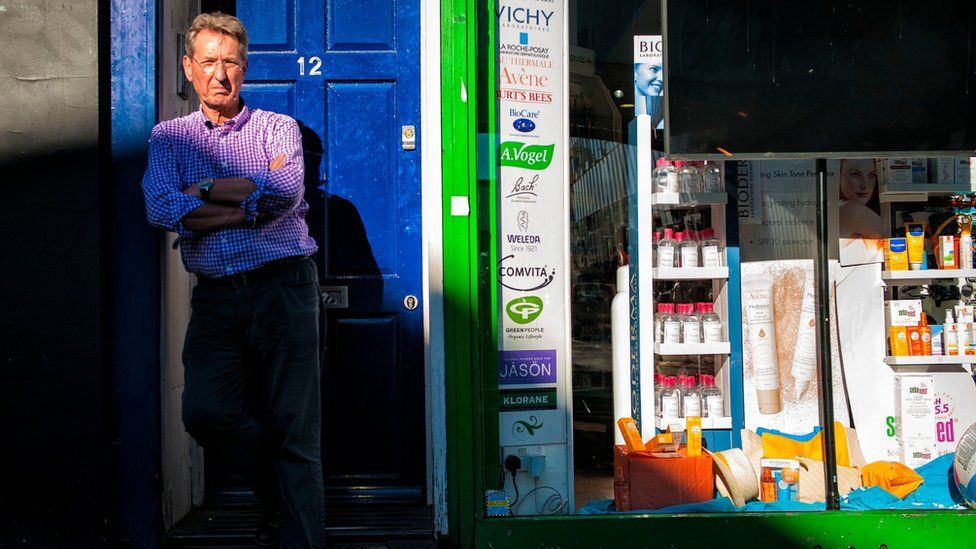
[198,179,214,202]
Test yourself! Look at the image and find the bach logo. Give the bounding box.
[506,296,543,324]
[500,141,554,170]
[505,174,540,202]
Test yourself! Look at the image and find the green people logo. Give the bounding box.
[499,141,554,170]
[506,296,543,324]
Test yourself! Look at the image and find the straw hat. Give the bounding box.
[707,448,759,507]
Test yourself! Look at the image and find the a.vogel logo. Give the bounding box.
[513,118,536,133]
[505,173,539,201]
[500,142,554,170]
[517,210,529,232]
[506,296,543,324]
[497,254,556,291]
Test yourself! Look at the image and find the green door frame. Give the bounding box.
[439,1,976,547]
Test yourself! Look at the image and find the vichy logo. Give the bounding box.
[506,296,543,324]
[509,108,540,119]
[500,142,554,170]
[517,210,529,232]
[495,5,554,27]
[513,118,536,133]
[505,174,539,200]
[497,254,556,291]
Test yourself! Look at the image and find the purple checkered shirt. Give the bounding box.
[142,106,318,277]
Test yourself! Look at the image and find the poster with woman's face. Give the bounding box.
[634,36,663,129]
[836,158,884,266]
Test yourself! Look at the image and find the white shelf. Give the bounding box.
[657,416,732,431]
[882,269,976,285]
[652,266,729,280]
[655,342,731,356]
[880,182,976,203]
[885,355,976,365]
[651,192,727,208]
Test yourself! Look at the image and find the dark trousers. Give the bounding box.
[181,258,325,548]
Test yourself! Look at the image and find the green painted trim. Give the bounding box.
[475,511,976,547]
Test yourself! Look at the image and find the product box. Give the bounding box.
[613,445,714,510]
[886,299,923,327]
[885,159,913,186]
[933,158,955,184]
[911,158,928,185]
[895,375,936,468]
[956,157,974,187]
[760,458,800,503]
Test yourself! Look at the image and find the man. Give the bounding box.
[142,13,324,548]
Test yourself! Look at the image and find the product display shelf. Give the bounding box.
[651,266,730,280]
[654,342,731,356]
[651,192,727,208]
[884,355,976,365]
[882,268,976,285]
[656,416,733,431]
[880,181,976,203]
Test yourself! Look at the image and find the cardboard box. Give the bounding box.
[956,157,974,186]
[886,159,913,186]
[910,158,928,184]
[935,158,955,184]
[896,375,936,468]
[613,445,714,510]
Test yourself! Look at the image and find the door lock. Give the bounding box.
[404,295,419,310]
[401,125,416,150]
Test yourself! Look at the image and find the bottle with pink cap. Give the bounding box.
[653,157,678,193]
[680,303,701,344]
[700,228,722,267]
[681,375,702,418]
[660,375,681,419]
[697,302,723,343]
[677,230,700,268]
[701,374,724,418]
[657,228,677,268]
[675,160,703,193]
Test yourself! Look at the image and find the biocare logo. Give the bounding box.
[506,296,543,324]
[500,141,554,170]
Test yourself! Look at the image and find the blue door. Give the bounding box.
[237,0,424,502]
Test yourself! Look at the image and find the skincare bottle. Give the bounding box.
[652,231,661,267]
[791,269,818,397]
[743,277,781,414]
[682,375,702,418]
[699,302,723,343]
[656,302,671,344]
[945,310,959,356]
[960,216,974,270]
[676,161,702,193]
[661,303,681,344]
[658,228,677,268]
[653,157,678,193]
[699,228,722,267]
[681,303,702,344]
[660,376,681,419]
[654,374,666,418]
[702,375,725,418]
[701,161,723,193]
[677,231,700,268]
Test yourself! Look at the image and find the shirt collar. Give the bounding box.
[198,104,252,131]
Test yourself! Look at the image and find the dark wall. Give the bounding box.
[0,1,105,545]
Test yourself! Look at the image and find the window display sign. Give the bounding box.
[495,0,572,515]
[633,35,663,129]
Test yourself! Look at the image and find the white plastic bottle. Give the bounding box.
[699,302,723,343]
[682,375,702,418]
[681,303,702,344]
[657,228,677,268]
[656,302,672,344]
[699,228,723,267]
[654,374,666,418]
[677,231,700,268]
[653,158,679,193]
[946,310,959,356]
[702,374,725,418]
[701,161,723,193]
[676,161,702,193]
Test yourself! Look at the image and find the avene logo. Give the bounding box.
[500,141,554,170]
[506,296,543,324]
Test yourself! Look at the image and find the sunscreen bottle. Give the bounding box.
[743,277,781,414]
[946,310,959,356]
[960,216,974,270]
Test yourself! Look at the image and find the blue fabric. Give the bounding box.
[581,453,966,514]
[756,425,822,442]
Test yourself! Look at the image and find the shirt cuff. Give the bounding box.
[241,171,269,223]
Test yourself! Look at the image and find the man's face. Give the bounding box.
[183,29,246,113]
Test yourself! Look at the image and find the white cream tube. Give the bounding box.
[791,268,818,398]
[743,277,782,414]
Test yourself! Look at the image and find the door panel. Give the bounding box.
[237,0,423,503]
